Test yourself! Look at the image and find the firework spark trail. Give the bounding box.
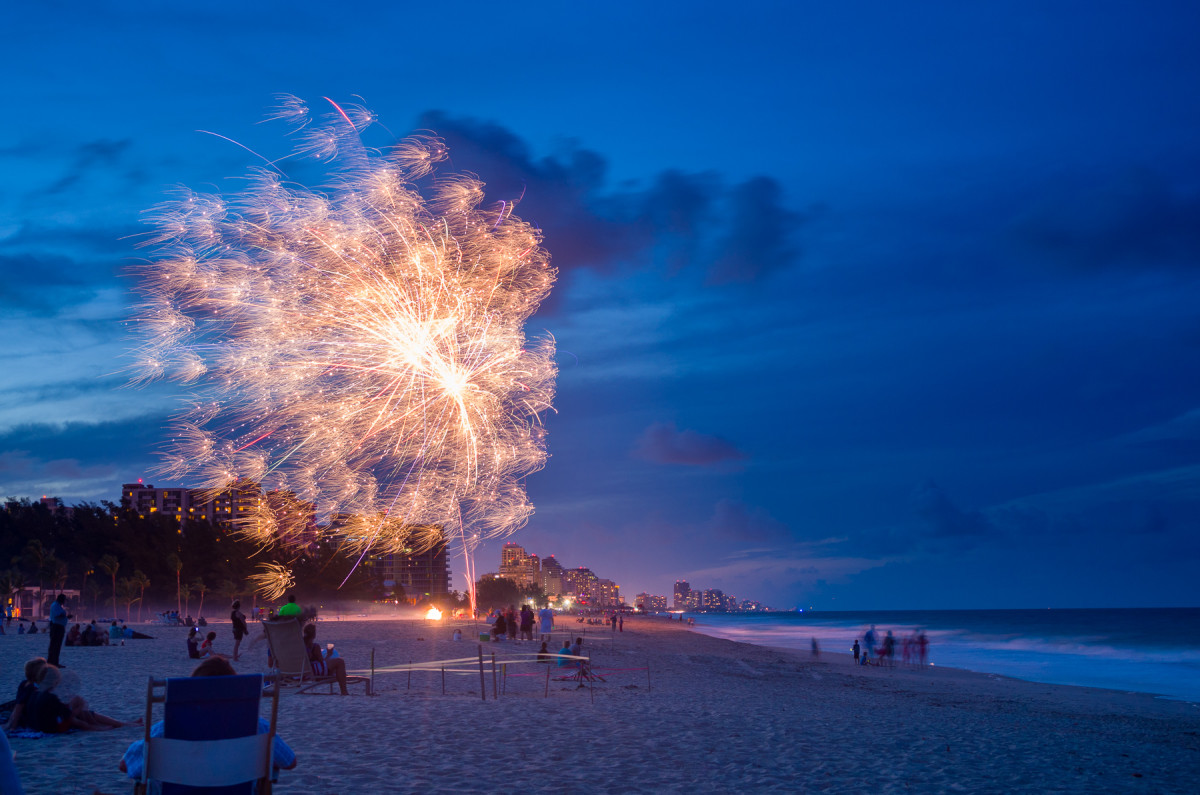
[249,562,295,602]
[132,96,557,607]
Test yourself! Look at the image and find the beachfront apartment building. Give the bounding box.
[493,546,620,606]
[673,580,691,611]
[121,479,270,527]
[374,527,451,602]
[539,555,563,598]
[499,542,540,588]
[635,593,668,612]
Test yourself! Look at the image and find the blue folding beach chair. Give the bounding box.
[136,674,278,795]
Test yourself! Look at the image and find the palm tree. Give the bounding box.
[97,554,120,617]
[117,577,140,623]
[84,580,103,617]
[131,570,151,623]
[45,556,68,601]
[217,579,240,610]
[179,583,193,617]
[78,557,94,607]
[166,553,183,617]
[191,577,208,619]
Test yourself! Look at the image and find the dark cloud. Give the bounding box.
[414,112,804,288]
[709,177,805,284]
[1,222,143,257]
[835,481,998,558]
[44,138,132,195]
[1010,168,1200,269]
[0,251,121,316]
[706,499,790,544]
[0,220,136,315]
[0,415,167,495]
[911,479,993,541]
[632,421,746,467]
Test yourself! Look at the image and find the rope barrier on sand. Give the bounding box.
[350,644,652,702]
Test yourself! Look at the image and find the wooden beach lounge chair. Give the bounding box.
[135,673,278,795]
[261,618,371,695]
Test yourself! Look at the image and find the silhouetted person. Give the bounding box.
[47,594,70,666]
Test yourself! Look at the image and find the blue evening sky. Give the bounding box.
[2,2,1199,609]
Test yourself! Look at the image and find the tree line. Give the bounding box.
[0,498,382,621]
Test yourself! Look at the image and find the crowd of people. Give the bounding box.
[852,625,930,667]
[2,594,310,790]
[484,604,556,642]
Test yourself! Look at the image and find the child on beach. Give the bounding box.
[5,657,46,730]
[199,631,217,657]
[29,665,140,732]
[557,640,571,667]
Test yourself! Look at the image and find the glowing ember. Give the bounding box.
[131,96,557,609]
[425,606,443,620]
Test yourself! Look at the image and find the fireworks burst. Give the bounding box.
[249,562,295,602]
[131,96,557,602]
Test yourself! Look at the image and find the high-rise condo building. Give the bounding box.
[673,580,691,611]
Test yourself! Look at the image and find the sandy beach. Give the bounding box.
[4,614,1199,794]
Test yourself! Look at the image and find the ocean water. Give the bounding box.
[677,608,1200,703]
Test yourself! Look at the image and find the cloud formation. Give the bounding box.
[1011,168,1200,269]
[415,112,805,289]
[632,422,746,467]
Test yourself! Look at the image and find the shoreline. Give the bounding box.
[676,610,1200,705]
[6,616,1200,793]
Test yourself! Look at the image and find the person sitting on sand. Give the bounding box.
[119,657,297,787]
[492,612,507,641]
[29,664,141,732]
[537,642,551,663]
[5,657,47,730]
[109,620,122,645]
[301,623,350,695]
[557,640,571,667]
[65,624,82,647]
[186,627,201,659]
[199,631,217,657]
[27,622,37,635]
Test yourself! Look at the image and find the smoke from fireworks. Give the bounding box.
[131,96,556,598]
